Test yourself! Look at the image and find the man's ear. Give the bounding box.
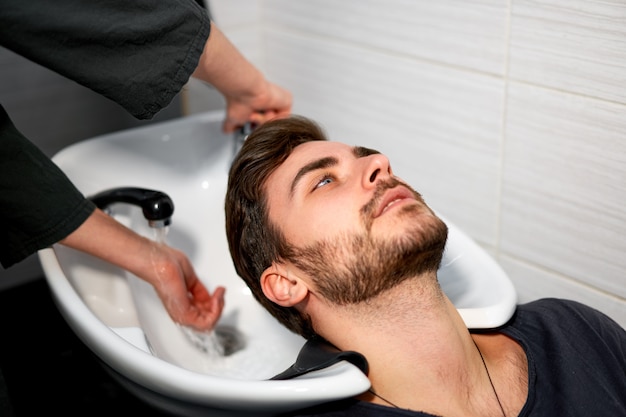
[261,262,309,307]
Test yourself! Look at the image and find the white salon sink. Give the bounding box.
[38,110,516,416]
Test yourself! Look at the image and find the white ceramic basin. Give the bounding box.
[38,110,516,416]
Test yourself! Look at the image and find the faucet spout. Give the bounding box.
[231,122,256,165]
[88,187,174,228]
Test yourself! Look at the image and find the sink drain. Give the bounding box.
[214,325,246,356]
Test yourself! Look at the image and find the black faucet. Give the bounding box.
[231,121,256,165]
[88,187,174,228]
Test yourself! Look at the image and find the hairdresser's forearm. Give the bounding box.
[60,209,225,330]
[59,208,157,282]
[192,23,292,132]
[192,23,265,101]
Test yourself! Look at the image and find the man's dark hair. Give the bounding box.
[225,115,327,338]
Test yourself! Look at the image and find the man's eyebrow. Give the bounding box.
[288,146,381,196]
[353,146,380,157]
[290,156,338,195]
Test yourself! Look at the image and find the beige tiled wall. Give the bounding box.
[206,0,626,327]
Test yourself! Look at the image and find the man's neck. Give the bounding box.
[313,276,527,416]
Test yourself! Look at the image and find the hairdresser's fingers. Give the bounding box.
[222,109,289,134]
[222,83,292,133]
[185,285,226,331]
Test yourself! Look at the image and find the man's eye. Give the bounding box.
[314,175,333,190]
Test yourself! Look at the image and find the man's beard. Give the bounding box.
[284,178,448,305]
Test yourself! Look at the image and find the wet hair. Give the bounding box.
[225,115,327,338]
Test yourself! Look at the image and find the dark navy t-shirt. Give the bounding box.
[288,299,626,416]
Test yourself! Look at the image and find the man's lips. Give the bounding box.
[374,186,416,218]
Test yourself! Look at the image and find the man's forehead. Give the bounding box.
[282,141,346,168]
[294,140,347,154]
[296,139,376,161]
[286,141,381,165]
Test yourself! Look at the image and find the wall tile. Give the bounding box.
[207,0,260,27]
[181,79,225,115]
[203,0,264,67]
[264,0,509,75]
[204,0,626,312]
[500,255,626,328]
[501,82,626,298]
[510,0,626,104]
[263,29,505,245]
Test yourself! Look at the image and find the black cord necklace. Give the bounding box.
[474,340,507,417]
[368,388,401,409]
[367,342,507,417]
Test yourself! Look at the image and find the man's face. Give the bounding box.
[264,141,447,304]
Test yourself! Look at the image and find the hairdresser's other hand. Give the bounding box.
[192,22,292,133]
[60,209,226,331]
[145,242,226,331]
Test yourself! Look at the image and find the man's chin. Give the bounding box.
[372,202,437,233]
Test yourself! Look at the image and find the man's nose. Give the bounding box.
[362,153,392,188]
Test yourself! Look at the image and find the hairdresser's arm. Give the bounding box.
[60,209,225,331]
[192,23,292,133]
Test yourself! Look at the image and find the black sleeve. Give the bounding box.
[0,105,96,268]
[0,0,211,120]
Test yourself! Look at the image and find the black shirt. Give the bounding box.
[0,106,96,267]
[0,0,211,267]
[290,299,626,417]
[0,0,210,120]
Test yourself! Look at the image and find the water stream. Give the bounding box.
[151,227,228,357]
[150,227,245,358]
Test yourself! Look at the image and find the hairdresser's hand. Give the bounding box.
[61,209,225,331]
[192,22,292,133]
[221,79,292,133]
[144,242,226,331]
